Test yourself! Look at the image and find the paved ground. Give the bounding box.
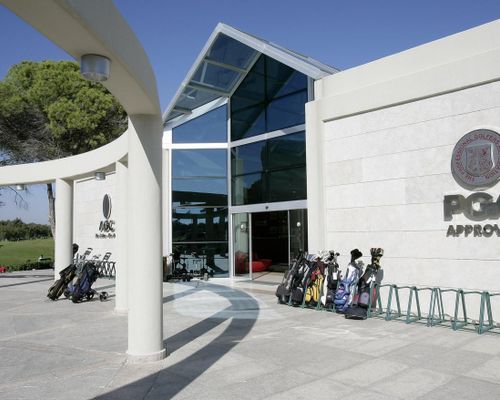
[0,270,499,400]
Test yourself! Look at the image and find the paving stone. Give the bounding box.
[370,367,454,399]
[423,376,500,400]
[0,270,499,400]
[464,356,500,384]
[384,343,493,375]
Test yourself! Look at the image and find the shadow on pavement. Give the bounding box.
[0,277,53,288]
[95,283,259,399]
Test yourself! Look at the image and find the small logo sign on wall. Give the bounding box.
[445,129,500,238]
[103,194,112,220]
[96,194,116,239]
[451,129,500,190]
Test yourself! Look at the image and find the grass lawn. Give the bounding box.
[0,238,54,266]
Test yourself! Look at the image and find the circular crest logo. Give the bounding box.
[451,129,500,190]
[102,194,112,219]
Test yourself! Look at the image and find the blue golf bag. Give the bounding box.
[65,262,101,303]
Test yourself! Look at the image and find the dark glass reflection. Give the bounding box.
[267,167,307,202]
[232,173,263,205]
[231,132,306,205]
[266,61,307,98]
[172,207,228,242]
[172,149,227,178]
[267,132,306,170]
[231,55,307,141]
[231,141,266,175]
[172,180,227,203]
[230,105,266,141]
[231,63,265,111]
[170,243,229,276]
[172,105,227,143]
[267,91,307,133]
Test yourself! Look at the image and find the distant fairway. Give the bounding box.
[0,238,54,266]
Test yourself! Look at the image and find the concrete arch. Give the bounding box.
[0,129,128,185]
[0,0,166,361]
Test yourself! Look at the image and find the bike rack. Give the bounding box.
[385,284,412,321]
[478,291,499,334]
[366,282,385,318]
[406,286,434,324]
[277,268,499,335]
[427,287,446,326]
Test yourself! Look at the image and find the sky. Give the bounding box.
[1,0,500,224]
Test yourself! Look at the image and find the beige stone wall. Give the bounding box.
[322,81,500,292]
[73,174,117,261]
[306,21,500,319]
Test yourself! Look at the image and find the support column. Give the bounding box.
[114,160,128,314]
[54,178,73,277]
[305,98,325,253]
[127,114,166,362]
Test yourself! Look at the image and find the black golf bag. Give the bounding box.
[320,251,341,308]
[289,254,316,306]
[65,262,101,303]
[357,248,383,309]
[275,251,305,304]
[47,264,77,301]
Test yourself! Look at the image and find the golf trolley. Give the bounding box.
[164,251,214,282]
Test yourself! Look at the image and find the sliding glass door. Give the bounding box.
[232,213,251,278]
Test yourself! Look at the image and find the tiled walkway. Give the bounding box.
[0,270,499,399]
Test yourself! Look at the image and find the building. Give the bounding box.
[75,20,500,294]
[2,0,498,360]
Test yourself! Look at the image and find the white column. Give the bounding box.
[127,114,166,362]
[54,178,73,277]
[114,160,128,313]
[305,97,326,253]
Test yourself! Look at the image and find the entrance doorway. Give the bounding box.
[232,208,307,279]
[251,211,288,271]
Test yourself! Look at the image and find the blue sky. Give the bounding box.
[1,0,500,224]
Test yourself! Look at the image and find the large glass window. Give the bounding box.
[172,148,228,276]
[231,132,306,205]
[172,149,227,178]
[172,105,227,143]
[231,55,307,141]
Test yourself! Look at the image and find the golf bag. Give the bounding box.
[334,249,364,312]
[357,248,383,309]
[304,261,325,307]
[275,251,305,304]
[290,254,316,306]
[320,251,340,308]
[47,264,77,301]
[65,262,100,303]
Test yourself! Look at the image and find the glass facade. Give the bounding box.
[172,148,229,276]
[231,55,308,141]
[231,132,307,205]
[169,46,311,277]
[172,106,227,143]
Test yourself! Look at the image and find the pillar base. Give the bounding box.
[126,348,167,364]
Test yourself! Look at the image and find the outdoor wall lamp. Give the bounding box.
[15,184,26,191]
[95,172,106,181]
[239,222,247,232]
[80,54,110,81]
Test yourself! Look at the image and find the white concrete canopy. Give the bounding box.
[1,0,160,116]
[0,0,165,362]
